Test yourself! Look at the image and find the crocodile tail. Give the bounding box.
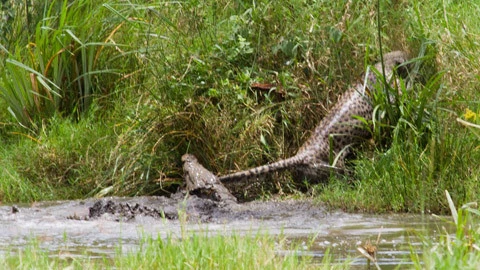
[218,155,306,183]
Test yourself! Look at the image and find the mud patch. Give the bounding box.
[0,195,452,269]
[82,200,167,221]
[75,191,321,224]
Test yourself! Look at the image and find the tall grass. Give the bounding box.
[0,0,478,211]
[0,0,142,129]
[0,113,118,202]
[317,0,480,214]
[411,191,480,269]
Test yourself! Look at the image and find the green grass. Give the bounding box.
[317,0,480,213]
[1,232,332,270]
[3,196,480,269]
[0,112,117,202]
[410,191,480,269]
[0,0,478,214]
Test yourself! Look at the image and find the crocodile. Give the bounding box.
[182,153,238,204]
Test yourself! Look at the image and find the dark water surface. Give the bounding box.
[0,196,453,268]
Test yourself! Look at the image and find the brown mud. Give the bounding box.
[72,191,328,224]
[0,193,452,268]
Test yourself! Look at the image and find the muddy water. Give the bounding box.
[0,195,453,268]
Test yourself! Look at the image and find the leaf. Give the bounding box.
[445,190,458,225]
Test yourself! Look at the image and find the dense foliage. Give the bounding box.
[0,0,478,214]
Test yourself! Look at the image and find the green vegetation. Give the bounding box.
[412,191,480,269]
[1,232,328,269]
[0,0,478,214]
[4,194,480,269]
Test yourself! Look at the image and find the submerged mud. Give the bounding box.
[0,193,452,269]
[72,191,327,224]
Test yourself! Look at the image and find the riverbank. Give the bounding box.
[0,195,454,269]
[0,0,479,213]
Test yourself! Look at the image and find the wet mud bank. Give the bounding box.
[0,193,452,268]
